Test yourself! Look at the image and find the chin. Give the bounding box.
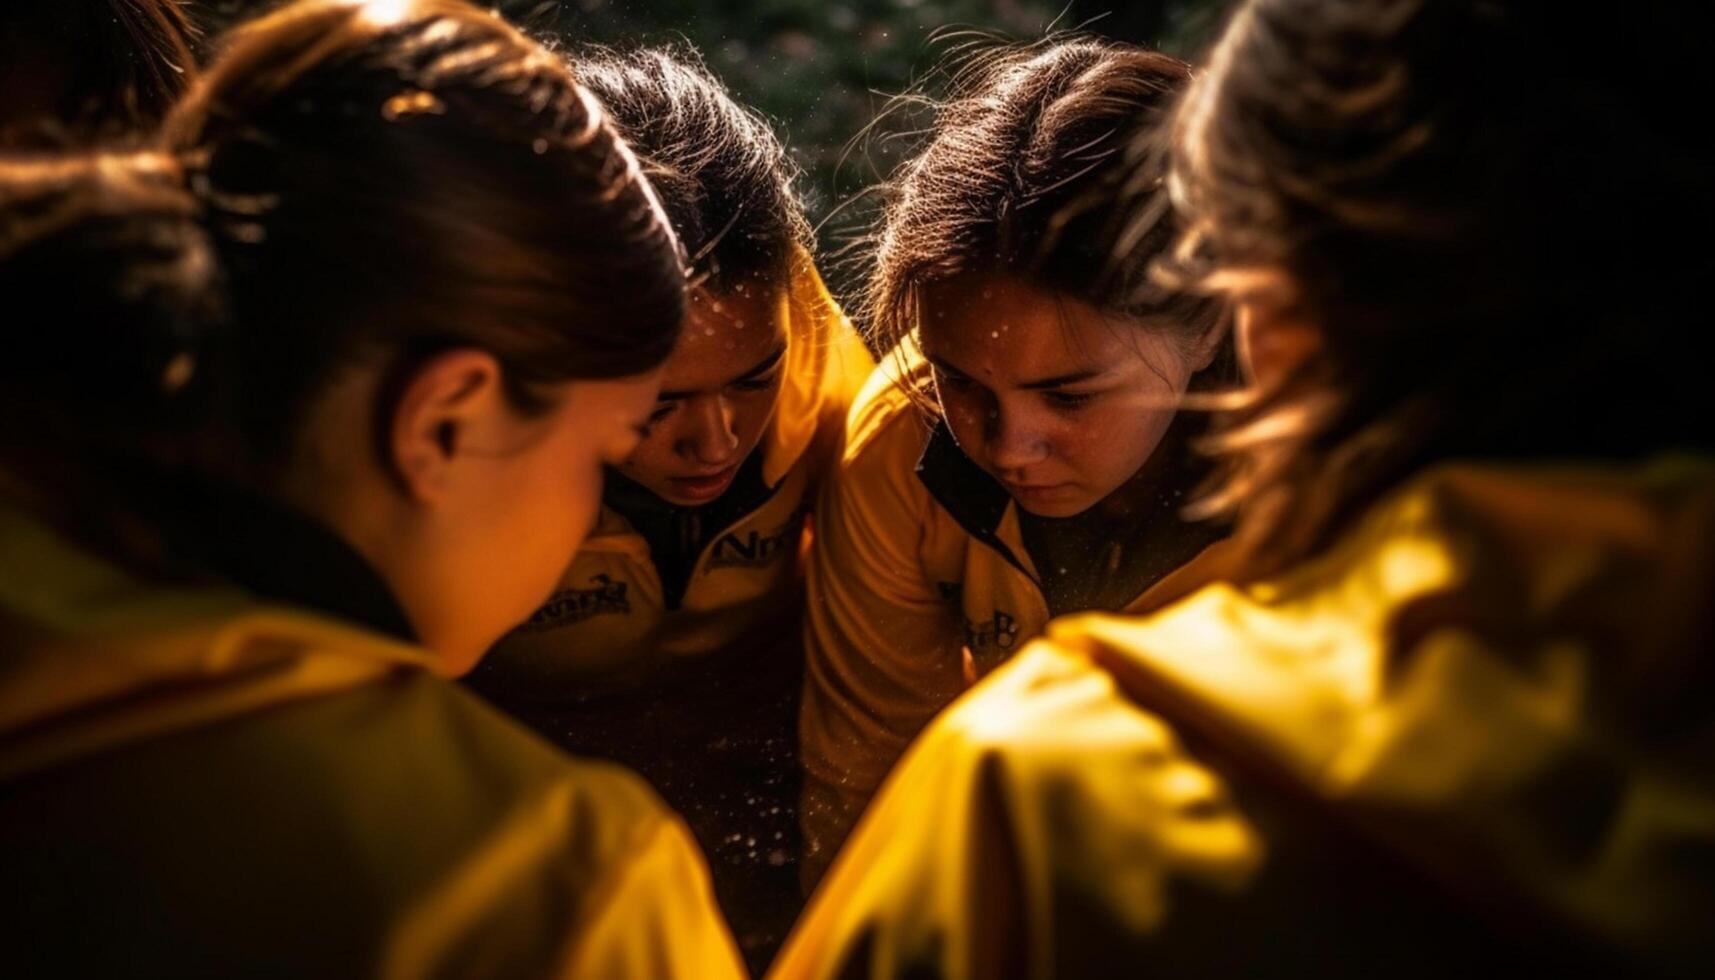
[1011,491,1096,519]
[1018,502,1089,519]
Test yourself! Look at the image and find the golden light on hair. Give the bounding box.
[354,0,413,27]
[381,90,445,121]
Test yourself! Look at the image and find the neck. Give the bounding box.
[269,370,454,663]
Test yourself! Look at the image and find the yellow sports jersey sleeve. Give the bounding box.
[779,456,1715,979]
[558,807,748,978]
[778,638,1263,979]
[0,503,747,979]
[799,374,969,883]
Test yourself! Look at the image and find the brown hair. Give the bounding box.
[862,36,1223,391]
[162,0,685,470]
[1,0,684,563]
[0,151,222,559]
[0,1,201,145]
[571,44,810,290]
[1165,0,1715,576]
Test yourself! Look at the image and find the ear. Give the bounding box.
[1186,321,1228,375]
[389,349,507,502]
[1236,300,1322,389]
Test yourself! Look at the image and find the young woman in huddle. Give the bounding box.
[799,38,1229,882]
[468,46,870,967]
[477,45,870,698]
[778,0,1715,977]
[0,1,742,975]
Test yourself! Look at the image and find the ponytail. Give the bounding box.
[0,149,223,564]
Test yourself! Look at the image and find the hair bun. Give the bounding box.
[0,150,222,429]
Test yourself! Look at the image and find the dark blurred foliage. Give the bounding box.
[196,1,1231,294]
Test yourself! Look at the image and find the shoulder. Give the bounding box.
[207,673,683,879]
[841,348,936,477]
[780,638,1262,976]
[928,641,1250,829]
[0,671,696,974]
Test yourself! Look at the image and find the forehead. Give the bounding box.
[659,278,785,388]
[918,275,1136,383]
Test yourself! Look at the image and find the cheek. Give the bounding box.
[736,388,781,443]
[1050,421,1107,475]
[527,427,604,559]
[1081,403,1178,481]
[566,449,605,536]
[616,424,674,481]
[941,411,986,461]
[938,389,989,443]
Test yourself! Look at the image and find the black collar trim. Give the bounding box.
[913,422,1036,582]
[157,480,417,644]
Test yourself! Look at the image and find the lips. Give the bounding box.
[669,463,740,502]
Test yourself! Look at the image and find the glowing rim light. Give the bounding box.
[354,0,414,26]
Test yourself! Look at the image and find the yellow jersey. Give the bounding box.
[0,501,745,978]
[777,455,1715,978]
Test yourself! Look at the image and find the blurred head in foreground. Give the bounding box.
[3,0,690,671]
[1164,0,1715,575]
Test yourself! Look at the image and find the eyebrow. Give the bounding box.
[658,343,787,400]
[1019,369,1107,390]
[928,355,1107,391]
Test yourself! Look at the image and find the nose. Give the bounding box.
[986,402,1049,474]
[680,395,740,467]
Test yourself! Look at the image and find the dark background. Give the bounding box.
[201,0,1232,295]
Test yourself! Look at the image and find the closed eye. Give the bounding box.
[1043,389,1097,409]
[730,368,783,393]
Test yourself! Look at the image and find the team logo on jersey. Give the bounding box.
[516,574,629,632]
[964,609,1020,651]
[707,506,807,571]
